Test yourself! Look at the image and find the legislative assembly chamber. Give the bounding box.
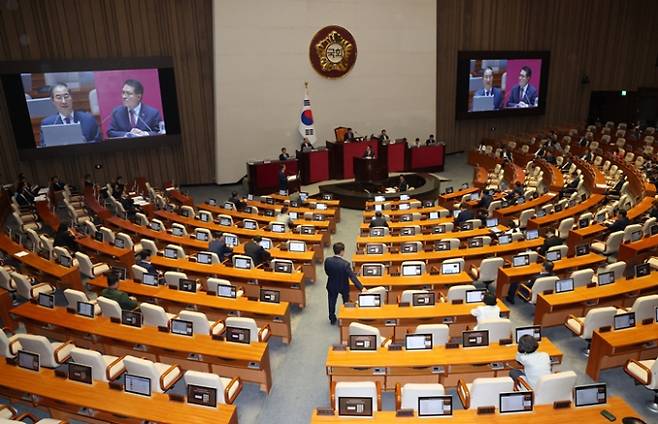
[1,1,658,423]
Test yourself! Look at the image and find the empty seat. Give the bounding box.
[164,271,198,291]
[348,322,391,348]
[457,377,514,409]
[123,355,182,393]
[624,356,658,412]
[0,328,21,359]
[413,324,449,346]
[445,284,477,303]
[518,371,577,405]
[11,271,54,301]
[97,296,122,320]
[183,370,243,405]
[70,347,124,382]
[474,318,512,343]
[591,231,624,255]
[177,310,225,336]
[63,289,101,315]
[225,317,271,343]
[469,257,504,288]
[206,278,244,298]
[565,306,617,352]
[396,383,445,411]
[14,334,74,368]
[140,303,176,328]
[75,252,110,278]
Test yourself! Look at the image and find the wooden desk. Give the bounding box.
[233,244,316,282]
[0,234,82,291]
[105,216,209,250]
[270,193,341,208]
[0,362,237,424]
[495,253,607,298]
[494,193,557,221]
[566,224,606,256]
[0,288,16,330]
[438,187,479,208]
[363,206,448,220]
[325,339,562,389]
[75,235,134,268]
[337,300,509,342]
[535,272,658,327]
[359,218,453,233]
[526,194,605,230]
[35,200,59,230]
[356,227,501,248]
[628,196,655,221]
[310,397,637,423]
[618,233,658,268]
[12,302,273,392]
[149,255,307,308]
[88,275,292,343]
[165,188,194,206]
[351,239,544,267]
[587,322,658,380]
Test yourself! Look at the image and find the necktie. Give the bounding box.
[130,110,136,128]
[64,116,71,124]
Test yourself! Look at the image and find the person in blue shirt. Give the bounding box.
[209,234,233,261]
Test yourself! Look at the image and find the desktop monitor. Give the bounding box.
[338,397,373,417]
[225,327,251,344]
[290,201,299,208]
[121,310,142,328]
[111,266,127,280]
[10,231,22,245]
[273,261,293,273]
[554,204,563,212]
[597,271,615,286]
[38,292,54,308]
[418,396,452,417]
[349,335,377,351]
[516,197,525,205]
[179,279,197,293]
[199,213,211,223]
[374,195,385,202]
[216,284,237,298]
[234,257,251,269]
[434,225,446,234]
[412,292,435,306]
[461,183,469,189]
[260,288,280,303]
[578,218,589,229]
[402,263,423,276]
[58,254,72,267]
[596,212,606,223]
[499,392,533,413]
[374,204,383,212]
[187,384,217,407]
[435,240,450,250]
[207,198,217,206]
[219,216,232,226]
[515,325,541,343]
[142,273,158,286]
[279,189,288,196]
[313,214,324,222]
[401,243,418,253]
[575,244,588,256]
[299,192,309,202]
[399,203,410,211]
[525,229,539,240]
[163,247,178,259]
[462,330,489,347]
[77,301,95,318]
[441,262,461,275]
[445,186,453,194]
[171,318,194,336]
[197,252,213,264]
[94,231,104,242]
[289,241,305,252]
[462,223,473,231]
[512,254,529,267]
[537,209,546,218]
[264,209,275,217]
[366,244,384,254]
[259,238,272,249]
[400,227,415,236]
[124,374,152,396]
[224,234,239,247]
[149,221,161,231]
[301,226,315,234]
[316,203,328,210]
[113,238,125,249]
[631,230,643,242]
[545,250,561,261]
[568,199,576,208]
[68,362,93,384]
[358,294,381,308]
[405,334,433,350]
[244,220,258,230]
[247,194,254,201]
[574,383,607,407]
[322,193,333,200]
[465,289,486,303]
[555,278,574,293]
[469,238,483,248]
[429,211,439,220]
[470,193,480,201]
[400,214,412,222]
[498,234,512,245]
[486,218,498,228]
[288,211,298,220]
[636,263,651,277]
[613,312,636,330]
[271,223,286,233]
[196,231,209,241]
[181,208,191,217]
[400,194,410,201]
[17,350,40,371]
[362,264,383,277]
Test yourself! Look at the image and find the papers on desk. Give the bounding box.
[14,251,29,258]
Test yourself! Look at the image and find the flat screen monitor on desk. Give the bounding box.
[441,262,460,275]
[374,204,382,212]
[226,327,251,344]
[76,301,95,318]
[445,186,453,194]
[462,330,489,347]
[187,384,217,407]
[149,221,161,231]
[405,334,432,350]
[597,271,615,286]
[512,254,529,267]
[525,229,539,240]
[224,234,239,247]
[362,264,383,277]
[234,257,251,270]
[412,292,435,306]
[113,238,125,249]
[195,231,209,241]
[486,218,498,228]
[429,211,439,220]
[271,223,286,233]
[38,293,54,308]
[574,383,607,407]
[401,243,418,253]
[244,220,258,230]
[68,362,93,384]
[575,244,588,256]
[142,273,158,286]
[179,279,197,293]
[58,254,72,267]
[94,231,104,242]
[515,325,541,343]
[171,319,194,336]
[111,266,127,280]
[18,350,40,371]
[399,203,410,211]
[358,294,381,308]
[631,230,643,242]
[259,238,272,250]
[273,261,293,273]
[121,310,142,327]
[465,289,486,303]
[217,284,237,298]
[366,244,384,254]
[636,262,651,277]
[197,252,212,264]
[434,225,446,234]
[338,397,373,417]
[545,250,561,261]
[400,194,410,201]
[349,335,377,351]
[41,123,85,146]
[289,241,305,252]
[402,264,423,276]
[555,278,574,293]
[613,312,635,330]
[288,211,298,220]
[498,234,512,245]
[418,396,452,417]
[124,374,151,397]
[374,196,385,202]
[260,288,280,303]
[499,392,533,413]
[218,216,232,226]
[469,238,483,248]
[163,248,177,259]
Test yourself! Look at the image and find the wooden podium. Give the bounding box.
[353,157,388,183]
[296,148,329,184]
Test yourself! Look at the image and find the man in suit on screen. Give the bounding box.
[475,66,503,110]
[506,66,538,108]
[107,79,162,138]
[40,83,100,146]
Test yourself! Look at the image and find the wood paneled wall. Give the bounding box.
[0,0,214,187]
[436,0,658,153]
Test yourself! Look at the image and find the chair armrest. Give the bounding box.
[395,383,402,410]
[30,282,56,299]
[567,314,585,336]
[0,404,16,417]
[13,413,38,423]
[106,355,127,381]
[8,338,21,356]
[515,375,532,391]
[456,379,470,409]
[54,340,75,363]
[625,359,652,385]
[258,324,271,343]
[330,381,337,409]
[376,381,383,411]
[224,376,243,405]
[380,337,392,348]
[159,364,183,392]
[210,320,225,336]
[517,283,532,302]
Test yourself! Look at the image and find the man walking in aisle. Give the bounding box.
[324,242,366,325]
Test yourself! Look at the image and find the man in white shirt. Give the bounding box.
[470,293,500,324]
[510,335,552,389]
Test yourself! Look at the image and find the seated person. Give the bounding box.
[425,134,436,145]
[300,137,314,152]
[454,204,474,225]
[474,66,503,110]
[53,223,77,252]
[136,251,159,275]
[413,138,421,148]
[509,335,552,389]
[607,176,626,197]
[477,190,493,209]
[506,261,554,304]
[606,209,628,234]
[506,66,538,108]
[209,234,233,261]
[344,128,355,142]
[107,79,162,138]
[244,236,272,266]
[276,206,293,229]
[112,176,125,199]
[559,175,581,196]
[101,273,139,310]
[362,145,375,159]
[369,211,389,228]
[49,175,65,192]
[40,82,100,146]
[470,293,500,324]
[228,191,245,211]
[398,175,408,192]
[279,147,290,161]
[376,129,390,143]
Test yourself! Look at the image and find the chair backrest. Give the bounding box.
[464,219,481,229]
[140,239,158,255]
[446,284,477,302]
[63,289,91,309]
[217,214,233,226]
[582,307,618,339]
[180,205,195,217]
[469,377,514,409]
[603,231,624,254]
[0,328,20,358]
[131,264,149,281]
[140,303,171,328]
[164,271,188,289]
[177,310,212,335]
[531,276,559,303]
[74,251,96,277]
[183,370,227,405]
[569,268,595,288]
[123,355,166,393]
[364,286,387,302]
[474,318,512,342]
[414,324,449,346]
[534,371,577,405]
[400,383,445,411]
[135,212,149,226]
[557,217,574,238]
[400,290,429,304]
[334,381,378,413]
[348,322,383,347]
[11,271,35,300]
[225,317,260,343]
[171,223,188,236]
[70,347,112,382]
[0,267,16,292]
[477,257,504,281]
[599,261,626,280]
[622,224,642,242]
[629,295,658,322]
[115,233,134,250]
[445,238,461,250]
[518,209,534,228]
[97,296,122,319]
[39,235,53,257]
[400,260,425,275]
[547,244,568,258]
[165,244,186,259]
[99,226,115,243]
[15,334,58,368]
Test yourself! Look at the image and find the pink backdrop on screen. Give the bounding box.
[94,69,164,137]
[503,59,542,106]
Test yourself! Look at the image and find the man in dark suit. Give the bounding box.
[455,205,474,225]
[40,83,100,145]
[228,191,245,211]
[244,236,271,266]
[278,147,290,161]
[506,261,554,304]
[278,164,288,192]
[506,66,538,108]
[324,242,365,324]
[606,209,629,234]
[362,145,375,159]
[369,211,389,228]
[474,66,503,110]
[300,137,314,152]
[376,129,390,143]
[477,190,493,209]
[107,79,162,138]
[344,128,355,142]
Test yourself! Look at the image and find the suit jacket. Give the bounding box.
[301,142,314,152]
[40,111,100,145]
[107,103,162,138]
[362,151,375,159]
[344,131,355,141]
[478,194,493,209]
[369,216,389,228]
[506,84,538,108]
[607,217,628,234]
[324,255,363,292]
[475,87,504,110]
[455,209,474,225]
[279,153,290,161]
[278,170,288,191]
[244,241,271,266]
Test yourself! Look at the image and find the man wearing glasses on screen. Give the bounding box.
[40,83,100,146]
[506,66,538,108]
[107,79,163,138]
